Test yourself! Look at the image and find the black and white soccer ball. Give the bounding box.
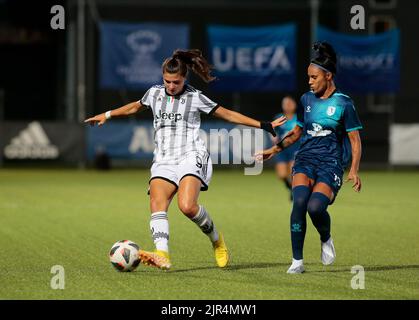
[109,240,141,272]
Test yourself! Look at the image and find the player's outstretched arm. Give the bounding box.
[255,126,302,162]
[346,130,362,192]
[255,145,281,162]
[212,106,286,136]
[84,101,146,126]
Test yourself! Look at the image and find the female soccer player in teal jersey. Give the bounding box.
[272,96,301,201]
[85,49,286,271]
[258,42,363,273]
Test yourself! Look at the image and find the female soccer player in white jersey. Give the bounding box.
[85,49,286,270]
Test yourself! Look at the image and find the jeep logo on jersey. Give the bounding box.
[327,106,336,116]
[155,110,183,122]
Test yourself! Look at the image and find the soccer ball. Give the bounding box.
[109,240,141,272]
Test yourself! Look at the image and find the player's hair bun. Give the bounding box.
[311,41,337,74]
[163,49,216,83]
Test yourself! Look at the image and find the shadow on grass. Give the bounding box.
[137,262,290,274]
[312,264,419,273]
[135,263,419,275]
[224,262,290,271]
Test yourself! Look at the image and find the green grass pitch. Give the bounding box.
[0,168,418,299]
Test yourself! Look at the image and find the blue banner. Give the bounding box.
[207,24,297,92]
[87,121,155,161]
[87,122,273,164]
[100,22,189,90]
[317,26,400,93]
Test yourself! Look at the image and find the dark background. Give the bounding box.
[0,0,418,165]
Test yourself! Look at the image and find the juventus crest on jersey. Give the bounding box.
[139,84,219,165]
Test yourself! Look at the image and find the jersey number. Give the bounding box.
[196,156,203,169]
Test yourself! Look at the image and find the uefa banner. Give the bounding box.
[317,26,400,93]
[87,121,272,167]
[99,22,189,90]
[0,121,85,163]
[207,24,297,92]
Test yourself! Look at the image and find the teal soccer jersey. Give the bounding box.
[296,90,362,169]
[274,113,298,139]
[273,113,300,163]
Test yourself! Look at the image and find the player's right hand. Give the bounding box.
[254,146,280,162]
[84,114,107,126]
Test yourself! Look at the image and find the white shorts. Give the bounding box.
[149,151,213,192]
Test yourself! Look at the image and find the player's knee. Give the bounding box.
[292,186,310,208]
[178,200,198,217]
[307,193,329,216]
[293,194,308,209]
[307,199,322,216]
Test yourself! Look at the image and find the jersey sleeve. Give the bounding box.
[138,88,153,109]
[296,95,305,128]
[343,99,363,132]
[196,92,219,115]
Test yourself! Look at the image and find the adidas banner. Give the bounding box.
[0,122,85,163]
[207,23,297,92]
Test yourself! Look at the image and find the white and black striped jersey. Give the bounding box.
[139,84,219,164]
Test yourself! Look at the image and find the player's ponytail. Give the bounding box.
[310,41,337,74]
[162,49,216,83]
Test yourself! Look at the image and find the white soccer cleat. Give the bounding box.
[321,237,336,265]
[286,259,305,274]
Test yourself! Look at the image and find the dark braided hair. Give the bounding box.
[162,49,216,83]
[310,41,337,74]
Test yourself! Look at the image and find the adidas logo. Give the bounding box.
[4,121,59,159]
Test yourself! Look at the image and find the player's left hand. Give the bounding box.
[345,171,361,192]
